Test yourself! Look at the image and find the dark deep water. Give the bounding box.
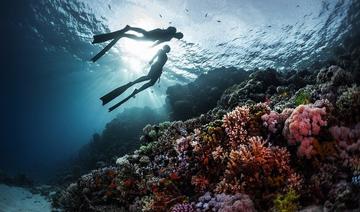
[1,0,359,183]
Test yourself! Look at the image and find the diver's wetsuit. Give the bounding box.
[122,27,174,43]
[100,48,168,111]
[91,26,176,62]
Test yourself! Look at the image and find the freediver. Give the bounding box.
[101,45,171,112]
[91,25,183,62]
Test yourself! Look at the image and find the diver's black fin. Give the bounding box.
[91,35,122,62]
[108,90,137,112]
[92,31,120,44]
[100,83,132,105]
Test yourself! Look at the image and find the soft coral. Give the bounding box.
[283,102,328,158]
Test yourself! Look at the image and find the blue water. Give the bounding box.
[1,0,357,180]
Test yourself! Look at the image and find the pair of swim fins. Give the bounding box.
[101,83,138,112]
[91,28,128,62]
[100,82,132,106]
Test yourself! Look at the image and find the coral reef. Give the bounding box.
[55,60,360,211]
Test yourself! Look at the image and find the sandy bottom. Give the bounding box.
[0,184,51,212]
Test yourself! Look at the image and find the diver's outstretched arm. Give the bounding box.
[109,80,156,111]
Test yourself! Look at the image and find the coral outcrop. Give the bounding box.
[55,60,360,211]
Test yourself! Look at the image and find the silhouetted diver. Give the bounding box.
[101,45,171,112]
[91,25,183,62]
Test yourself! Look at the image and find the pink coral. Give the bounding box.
[261,108,293,134]
[283,104,327,144]
[223,106,250,148]
[297,137,317,159]
[282,103,327,158]
[262,111,280,133]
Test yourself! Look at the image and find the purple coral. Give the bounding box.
[330,123,360,169]
[330,123,360,152]
[195,192,255,212]
[171,203,195,212]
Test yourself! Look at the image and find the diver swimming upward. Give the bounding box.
[101,45,171,112]
[91,25,183,62]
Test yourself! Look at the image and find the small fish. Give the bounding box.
[169,21,172,24]
[217,20,221,23]
[185,9,189,12]
[268,25,272,28]
[159,14,162,18]
[205,13,208,17]
[296,4,300,8]
[108,5,111,10]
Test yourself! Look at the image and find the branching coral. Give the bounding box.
[223,105,250,147]
[223,103,270,147]
[191,175,209,192]
[217,136,301,200]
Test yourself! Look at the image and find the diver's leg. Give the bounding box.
[133,79,156,94]
[100,76,150,105]
[108,80,156,112]
[92,31,120,44]
[91,35,121,62]
[130,75,151,84]
[92,26,130,44]
[91,34,124,62]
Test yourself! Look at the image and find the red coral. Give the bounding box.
[218,136,299,195]
[191,175,209,192]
